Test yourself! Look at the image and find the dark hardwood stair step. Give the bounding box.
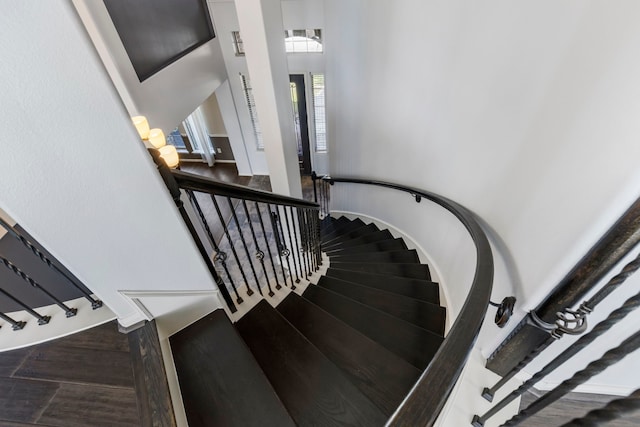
[236,300,387,427]
[320,216,349,233]
[328,262,432,281]
[325,238,408,255]
[302,285,444,370]
[329,249,420,264]
[321,217,365,238]
[322,223,380,246]
[326,268,440,304]
[316,276,445,334]
[277,293,421,416]
[323,230,394,251]
[170,310,295,427]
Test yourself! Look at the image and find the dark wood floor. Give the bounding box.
[0,321,141,426]
[519,389,640,426]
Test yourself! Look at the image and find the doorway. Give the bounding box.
[289,74,312,175]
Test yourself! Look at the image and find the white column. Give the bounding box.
[235,0,303,198]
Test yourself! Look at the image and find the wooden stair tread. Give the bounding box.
[236,300,388,427]
[277,293,421,416]
[302,285,444,370]
[323,230,394,251]
[325,238,407,255]
[326,268,440,304]
[170,310,295,427]
[316,276,446,334]
[322,223,380,246]
[321,217,364,237]
[328,262,432,281]
[329,249,420,264]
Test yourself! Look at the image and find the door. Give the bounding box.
[289,74,312,175]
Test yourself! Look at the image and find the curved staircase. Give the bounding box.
[171,215,447,426]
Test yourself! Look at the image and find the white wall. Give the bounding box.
[0,1,222,327]
[73,0,228,134]
[325,0,640,390]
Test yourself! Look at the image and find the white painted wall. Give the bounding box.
[324,0,640,391]
[73,0,228,135]
[0,1,222,327]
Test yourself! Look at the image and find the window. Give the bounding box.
[285,29,322,53]
[240,74,263,149]
[311,74,326,152]
[232,31,245,56]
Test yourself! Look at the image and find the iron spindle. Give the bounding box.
[560,388,640,426]
[283,206,301,284]
[474,290,640,426]
[311,171,318,203]
[186,190,241,304]
[0,288,50,325]
[501,329,640,427]
[305,209,316,272]
[269,207,288,288]
[0,218,102,308]
[242,200,272,297]
[274,206,295,289]
[0,255,76,317]
[226,197,262,296]
[291,207,309,279]
[484,252,640,401]
[255,202,280,293]
[211,195,252,300]
[0,311,26,330]
[314,211,322,267]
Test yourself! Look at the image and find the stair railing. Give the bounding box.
[312,173,495,426]
[0,219,102,331]
[161,165,321,314]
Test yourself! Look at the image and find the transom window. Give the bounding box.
[285,29,322,53]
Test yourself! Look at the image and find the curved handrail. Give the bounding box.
[172,170,319,210]
[322,176,494,426]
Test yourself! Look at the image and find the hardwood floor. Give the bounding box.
[0,321,141,426]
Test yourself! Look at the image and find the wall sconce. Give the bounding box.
[131,116,180,169]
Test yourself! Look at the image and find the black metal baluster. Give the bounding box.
[186,190,241,305]
[283,207,301,284]
[501,329,640,427]
[311,171,318,203]
[560,388,640,426]
[0,218,102,309]
[314,210,322,267]
[273,206,295,290]
[0,310,26,330]
[320,179,327,217]
[309,209,319,271]
[255,202,281,292]
[483,252,640,402]
[0,288,50,325]
[0,255,76,317]
[211,195,253,298]
[473,288,640,426]
[242,200,273,297]
[290,207,309,279]
[227,197,262,296]
[304,209,316,273]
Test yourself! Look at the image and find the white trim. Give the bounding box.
[214,159,237,164]
[209,133,229,138]
[331,210,454,332]
[516,371,634,397]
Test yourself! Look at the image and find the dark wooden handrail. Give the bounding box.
[172,170,319,210]
[323,176,494,426]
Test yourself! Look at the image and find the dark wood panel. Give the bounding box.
[170,310,295,427]
[328,262,431,281]
[38,383,140,427]
[277,293,420,416]
[0,378,58,423]
[14,344,134,388]
[303,285,443,370]
[316,276,445,334]
[237,300,387,426]
[128,320,176,427]
[326,268,440,304]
